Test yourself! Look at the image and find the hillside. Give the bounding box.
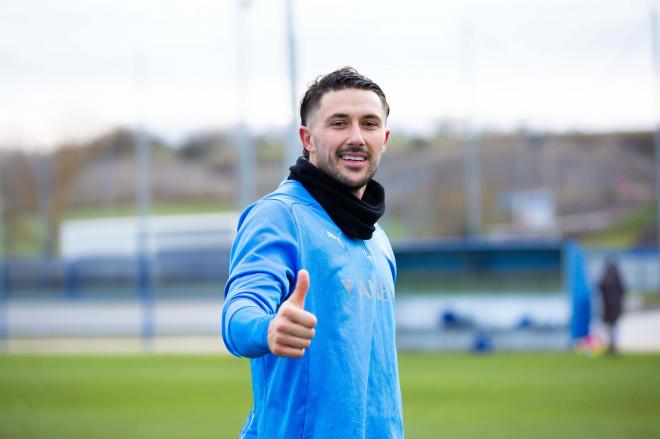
[0,128,656,256]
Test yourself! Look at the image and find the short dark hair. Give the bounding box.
[299,66,390,159]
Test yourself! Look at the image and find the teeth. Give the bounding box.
[341,155,365,161]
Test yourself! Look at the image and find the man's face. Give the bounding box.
[299,88,390,197]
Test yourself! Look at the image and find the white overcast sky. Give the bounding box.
[0,0,657,149]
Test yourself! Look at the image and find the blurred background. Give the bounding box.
[0,0,659,355]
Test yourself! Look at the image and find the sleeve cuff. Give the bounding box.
[224,299,274,358]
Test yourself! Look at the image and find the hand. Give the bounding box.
[267,269,317,358]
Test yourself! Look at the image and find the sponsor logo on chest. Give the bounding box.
[340,278,394,302]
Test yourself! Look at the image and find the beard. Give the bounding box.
[315,148,379,191]
[324,164,377,190]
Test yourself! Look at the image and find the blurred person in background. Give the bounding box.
[222,67,403,438]
[597,257,626,355]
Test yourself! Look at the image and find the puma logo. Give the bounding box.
[326,230,345,249]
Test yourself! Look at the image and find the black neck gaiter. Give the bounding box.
[288,157,385,240]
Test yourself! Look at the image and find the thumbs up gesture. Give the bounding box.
[267,269,317,358]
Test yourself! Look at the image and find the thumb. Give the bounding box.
[289,269,310,308]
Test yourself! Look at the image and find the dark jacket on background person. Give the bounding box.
[598,261,626,325]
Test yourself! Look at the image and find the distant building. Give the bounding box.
[510,189,558,235]
[60,213,239,260]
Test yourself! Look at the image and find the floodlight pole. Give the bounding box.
[283,0,300,177]
[0,161,6,351]
[237,0,255,207]
[32,155,52,259]
[134,52,155,351]
[651,3,660,279]
[462,22,482,238]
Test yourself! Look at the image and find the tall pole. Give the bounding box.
[283,0,300,177]
[134,52,154,351]
[101,148,117,215]
[651,3,660,278]
[462,22,482,237]
[32,155,52,259]
[0,159,6,351]
[237,0,255,207]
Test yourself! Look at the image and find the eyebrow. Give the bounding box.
[325,113,383,122]
[325,113,349,121]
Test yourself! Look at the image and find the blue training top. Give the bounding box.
[222,179,404,438]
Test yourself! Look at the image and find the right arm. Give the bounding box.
[222,200,316,358]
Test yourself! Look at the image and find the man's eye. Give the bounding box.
[331,121,345,127]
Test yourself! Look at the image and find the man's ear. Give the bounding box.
[382,128,391,153]
[299,126,314,155]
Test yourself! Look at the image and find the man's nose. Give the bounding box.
[347,122,365,146]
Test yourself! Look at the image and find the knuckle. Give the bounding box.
[274,321,288,334]
[281,306,294,319]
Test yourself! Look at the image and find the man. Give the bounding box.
[222,67,403,438]
[597,258,626,355]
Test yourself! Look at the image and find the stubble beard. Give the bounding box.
[309,139,381,190]
[321,155,378,191]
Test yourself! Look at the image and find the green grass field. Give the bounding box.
[1,353,659,438]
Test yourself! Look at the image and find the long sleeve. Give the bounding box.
[222,198,300,358]
[223,299,273,357]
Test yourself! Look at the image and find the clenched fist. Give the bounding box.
[267,269,317,358]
